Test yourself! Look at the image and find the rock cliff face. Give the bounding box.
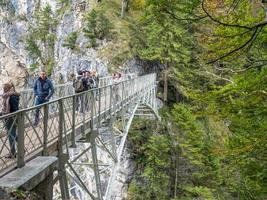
[0,0,109,90]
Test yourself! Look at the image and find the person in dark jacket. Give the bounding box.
[33,70,54,125]
[1,82,20,158]
[73,70,87,112]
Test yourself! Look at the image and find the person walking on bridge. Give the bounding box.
[33,70,54,126]
[1,82,20,158]
[73,70,87,112]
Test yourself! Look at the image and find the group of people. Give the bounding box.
[0,69,102,159]
[0,69,129,158]
[73,69,99,93]
[73,69,99,113]
[0,70,54,158]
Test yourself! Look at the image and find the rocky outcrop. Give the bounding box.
[0,0,110,90]
[0,41,28,89]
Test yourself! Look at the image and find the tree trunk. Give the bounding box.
[121,0,125,18]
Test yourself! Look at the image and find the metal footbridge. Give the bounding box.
[0,73,159,200]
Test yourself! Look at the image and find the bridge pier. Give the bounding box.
[0,156,58,200]
[32,172,54,200]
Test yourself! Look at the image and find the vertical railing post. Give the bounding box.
[71,95,76,148]
[17,111,25,168]
[89,130,103,200]
[58,99,70,200]
[104,86,107,120]
[90,90,95,130]
[98,87,101,128]
[121,81,124,109]
[109,84,113,119]
[82,93,86,138]
[43,104,48,156]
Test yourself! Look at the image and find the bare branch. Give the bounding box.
[162,8,207,22]
[207,28,260,64]
[202,0,252,30]
[204,70,234,83]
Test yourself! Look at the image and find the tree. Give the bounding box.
[62,32,78,50]
[129,0,267,199]
[83,9,113,47]
[25,4,58,75]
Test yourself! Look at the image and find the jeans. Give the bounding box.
[75,94,84,113]
[5,118,17,156]
[34,97,49,124]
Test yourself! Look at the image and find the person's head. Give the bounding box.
[86,71,91,77]
[3,82,14,93]
[39,70,47,80]
[92,70,97,76]
[77,70,83,76]
[82,71,86,77]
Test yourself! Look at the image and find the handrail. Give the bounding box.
[0,73,136,109]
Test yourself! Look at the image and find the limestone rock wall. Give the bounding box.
[0,0,108,90]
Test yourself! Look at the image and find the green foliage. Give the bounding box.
[62,32,79,50]
[206,67,267,199]
[127,119,171,200]
[132,0,146,10]
[83,9,113,47]
[128,0,267,199]
[29,63,39,72]
[200,0,267,63]
[0,0,7,7]
[56,0,71,15]
[25,37,41,59]
[174,186,216,200]
[130,2,192,65]
[25,4,58,75]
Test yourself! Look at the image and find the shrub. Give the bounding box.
[62,32,78,50]
[83,9,113,47]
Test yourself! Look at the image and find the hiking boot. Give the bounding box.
[5,153,16,159]
[33,119,39,126]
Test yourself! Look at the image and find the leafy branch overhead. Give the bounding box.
[127,0,267,199]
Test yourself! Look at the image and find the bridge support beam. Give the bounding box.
[89,129,103,200]
[33,172,54,200]
[0,157,58,200]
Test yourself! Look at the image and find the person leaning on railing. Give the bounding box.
[33,70,54,126]
[0,82,20,158]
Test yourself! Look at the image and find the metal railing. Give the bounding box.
[0,73,136,109]
[0,73,156,177]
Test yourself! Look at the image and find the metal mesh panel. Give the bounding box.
[0,114,18,172]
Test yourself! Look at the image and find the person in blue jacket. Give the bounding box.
[33,70,54,125]
[1,82,20,158]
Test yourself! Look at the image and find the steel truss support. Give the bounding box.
[89,129,103,200]
[62,74,159,200]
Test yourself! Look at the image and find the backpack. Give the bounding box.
[88,78,96,89]
[74,78,84,92]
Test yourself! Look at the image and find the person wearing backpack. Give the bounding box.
[33,70,54,126]
[1,82,20,158]
[91,70,99,100]
[73,70,87,112]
